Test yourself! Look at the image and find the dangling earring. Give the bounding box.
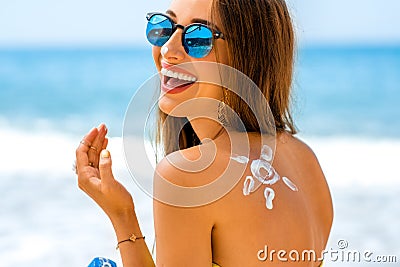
[217,101,228,126]
[217,88,229,127]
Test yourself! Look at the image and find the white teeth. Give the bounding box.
[161,68,197,82]
[167,70,174,78]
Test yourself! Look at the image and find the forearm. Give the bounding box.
[110,209,155,267]
[75,127,154,266]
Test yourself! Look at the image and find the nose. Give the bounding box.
[161,28,186,62]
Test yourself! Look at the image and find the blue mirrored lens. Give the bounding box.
[184,25,213,58]
[146,15,173,47]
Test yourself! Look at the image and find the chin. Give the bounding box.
[158,98,174,117]
[158,94,191,117]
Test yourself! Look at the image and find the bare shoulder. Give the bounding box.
[153,146,216,266]
[276,132,334,244]
[153,142,232,208]
[154,143,217,187]
[278,132,320,162]
[276,132,329,183]
[276,132,330,194]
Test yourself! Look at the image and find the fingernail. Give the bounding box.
[99,123,107,133]
[101,150,110,158]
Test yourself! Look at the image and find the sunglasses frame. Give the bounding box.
[146,12,225,58]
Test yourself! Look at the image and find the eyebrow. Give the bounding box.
[165,9,221,31]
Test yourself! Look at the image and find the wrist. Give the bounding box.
[109,208,143,240]
[116,233,145,250]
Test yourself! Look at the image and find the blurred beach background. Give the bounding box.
[0,0,399,266]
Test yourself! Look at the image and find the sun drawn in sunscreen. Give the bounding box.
[231,144,298,210]
[243,176,255,196]
[264,187,275,209]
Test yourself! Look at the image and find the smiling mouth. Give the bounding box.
[161,68,198,89]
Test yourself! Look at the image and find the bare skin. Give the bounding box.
[76,0,333,266]
[76,125,154,267]
[154,131,333,266]
[76,127,332,266]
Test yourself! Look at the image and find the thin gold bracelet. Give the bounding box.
[116,233,145,250]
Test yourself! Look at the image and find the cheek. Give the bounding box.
[152,46,162,71]
[202,42,230,67]
[216,42,230,66]
[196,82,223,100]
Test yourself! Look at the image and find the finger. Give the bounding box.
[76,127,99,170]
[102,137,109,150]
[87,124,105,167]
[88,124,108,168]
[99,149,114,184]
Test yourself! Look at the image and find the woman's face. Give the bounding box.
[152,0,229,116]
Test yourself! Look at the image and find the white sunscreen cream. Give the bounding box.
[231,144,298,210]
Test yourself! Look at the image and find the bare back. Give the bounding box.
[154,132,333,267]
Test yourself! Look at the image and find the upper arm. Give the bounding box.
[153,157,214,266]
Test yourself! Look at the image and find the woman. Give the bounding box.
[75,0,333,266]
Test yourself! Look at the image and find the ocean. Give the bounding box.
[0,46,399,266]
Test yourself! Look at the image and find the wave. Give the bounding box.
[304,136,400,188]
[1,125,399,188]
[0,126,127,177]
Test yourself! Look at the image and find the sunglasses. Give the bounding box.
[146,12,225,58]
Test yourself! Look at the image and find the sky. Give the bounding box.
[0,0,399,47]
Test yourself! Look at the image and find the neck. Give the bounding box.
[189,117,226,144]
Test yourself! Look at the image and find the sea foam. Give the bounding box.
[1,127,399,188]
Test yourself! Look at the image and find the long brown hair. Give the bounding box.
[155,0,296,158]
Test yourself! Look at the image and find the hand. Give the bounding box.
[75,124,135,220]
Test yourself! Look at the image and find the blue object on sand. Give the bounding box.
[88,257,117,267]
